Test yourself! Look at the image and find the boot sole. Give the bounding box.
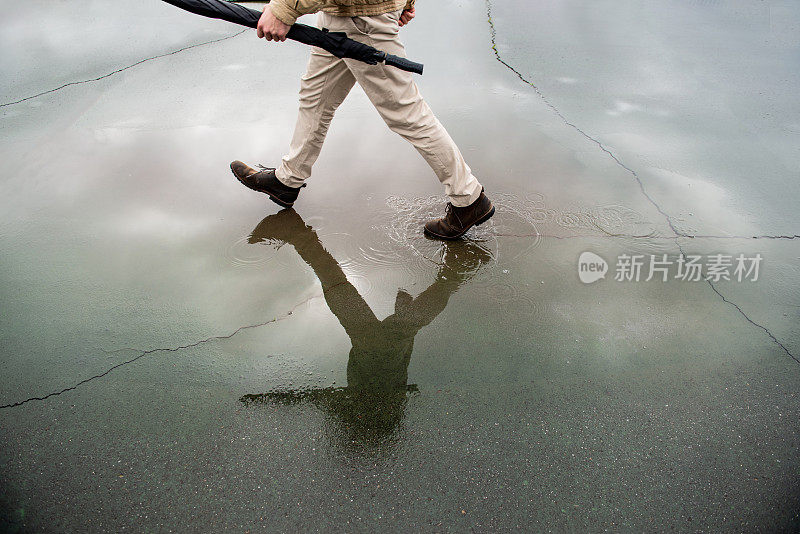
[233,171,294,208]
[424,205,495,240]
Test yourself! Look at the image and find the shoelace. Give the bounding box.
[445,202,463,228]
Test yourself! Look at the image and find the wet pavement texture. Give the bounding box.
[2,0,799,531]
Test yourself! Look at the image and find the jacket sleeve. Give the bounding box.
[269,0,326,26]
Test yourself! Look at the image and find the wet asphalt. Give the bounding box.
[1,0,799,531]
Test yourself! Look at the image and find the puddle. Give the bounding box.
[1,0,799,530]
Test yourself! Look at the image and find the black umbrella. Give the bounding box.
[161,0,423,74]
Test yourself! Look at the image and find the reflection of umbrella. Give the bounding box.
[161,0,424,74]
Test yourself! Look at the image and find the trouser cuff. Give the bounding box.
[275,164,306,189]
[449,181,484,207]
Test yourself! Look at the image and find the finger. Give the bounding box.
[257,28,264,38]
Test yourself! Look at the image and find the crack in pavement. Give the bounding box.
[485,0,682,238]
[0,29,248,109]
[0,293,322,410]
[484,0,799,365]
[484,2,798,243]
[704,278,800,365]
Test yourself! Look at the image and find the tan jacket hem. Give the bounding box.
[269,0,415,26]
[322,0,413,18]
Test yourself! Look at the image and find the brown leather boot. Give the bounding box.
[423,190,495,240]
[230,160,305,208]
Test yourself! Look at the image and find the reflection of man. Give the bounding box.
[240,210,491,445]
[229,0,495,240]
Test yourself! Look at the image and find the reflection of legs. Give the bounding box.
[392,277,461,333]
[292,234,380,338]
[249,211,379,336]
[340,13,483,207]
[392,242,492,331]
[275,40,356,188]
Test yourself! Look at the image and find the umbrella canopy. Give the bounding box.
[161,0,423,74]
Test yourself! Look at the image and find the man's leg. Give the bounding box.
[275,25,357,188]
[231,28,355,207]
[329,12,483,208]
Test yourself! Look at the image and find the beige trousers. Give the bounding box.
[275,10,483,207]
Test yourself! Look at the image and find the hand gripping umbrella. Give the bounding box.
[161,0,424,74]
